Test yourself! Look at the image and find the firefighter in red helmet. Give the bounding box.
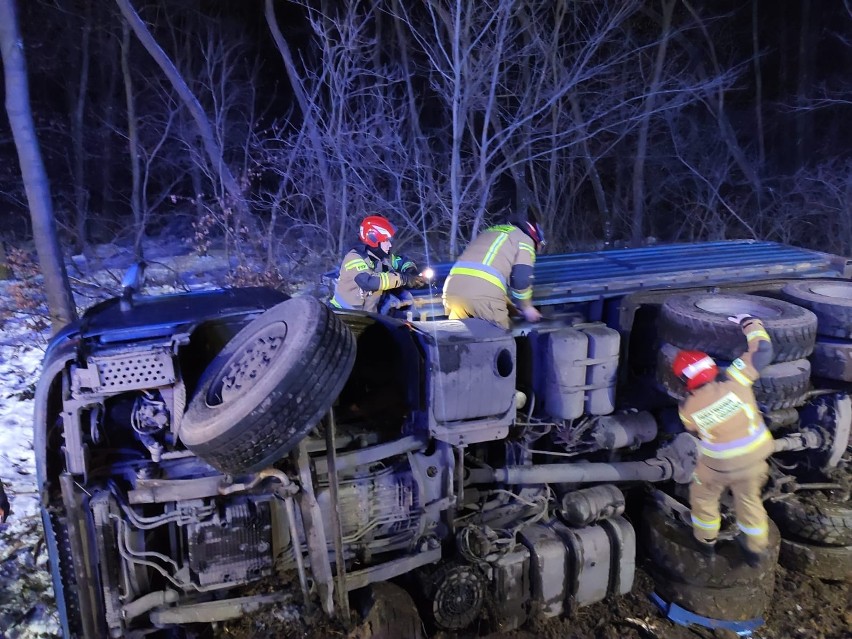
[673,314,775,566]
[330,215,426,313]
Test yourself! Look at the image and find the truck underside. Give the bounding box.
[35,241,852,637]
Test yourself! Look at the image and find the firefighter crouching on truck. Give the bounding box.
[442,208,544,329]
[673,314,776,567]
[330,215,427,313]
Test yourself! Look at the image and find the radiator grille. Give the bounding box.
[85,350,175,392]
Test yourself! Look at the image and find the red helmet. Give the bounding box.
[672,350,718,391]
[359,215,396,248]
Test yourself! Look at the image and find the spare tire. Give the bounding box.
[781,280,852,339]
[657,343,811,411]
[659,293,817,363]
[181,297,356,474]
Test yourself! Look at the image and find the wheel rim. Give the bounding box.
[207,322,288,406]
[804,281,852,299]
[693,295,784,319]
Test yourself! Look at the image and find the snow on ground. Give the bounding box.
[0,314,61,639]
[0,238,231,639]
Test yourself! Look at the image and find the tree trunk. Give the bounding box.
[71,5,91,252]
[751,0,765,169]
[264,0,339,252]
[630,0,674,246]
[121,20,144,259]
[0,0,76,331]
[795,0,813,168]
[115,0,247,216]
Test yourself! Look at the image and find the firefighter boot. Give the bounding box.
[693,536,716,558]
[735,534,763,568]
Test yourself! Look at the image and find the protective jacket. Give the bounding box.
[442,225,536,328]
[330,246,417,313]
[678,318,774,472]
[679,317,775,553]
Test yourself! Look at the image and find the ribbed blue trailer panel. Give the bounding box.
[416,240,849,308]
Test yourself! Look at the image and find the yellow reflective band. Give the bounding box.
[380,272,390,289]
[483,232,509,266]
[746,329,770,342]
[448,266,507,292]
[518,242,536,261]
[737,521,768,537]
[330,298,342,308]
[344,258,367,271]
[691,514,721,531]
[511,287,533,300]
[727,366,753,387]
[699,428,772,459]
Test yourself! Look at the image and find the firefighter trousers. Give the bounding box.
[689,459,770,553]
[442,294,510,329]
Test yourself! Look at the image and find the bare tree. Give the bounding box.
[115,0,248,217]
[0,0,76,330]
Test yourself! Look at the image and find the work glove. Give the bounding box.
[401,273,427,289]
[522,306,542,323]
[727,313,754,325]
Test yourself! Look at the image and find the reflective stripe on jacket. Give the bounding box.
[442,225,536,309]
[331,247,416,313]
[678,318,775,471]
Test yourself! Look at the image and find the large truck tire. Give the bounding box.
[781,280,852,339]
[181,297,356,474]
[778,538,852,582]
[650,570,775,621]
[766,492,852,547]
[659,293,817,363]
[810,338,852,382]
[657,343,810,411]
[641,497,779,589]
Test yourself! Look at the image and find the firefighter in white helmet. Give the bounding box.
[330,215,426,313]
[672,314,775,566]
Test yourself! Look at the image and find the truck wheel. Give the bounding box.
[766,491,852,547]
[351,583,424,639]
[810,338,852,382]
[650,570,775,621]
[641,497,780,589]
[659,293,817,363]
[181,297,356,474]
[781,280,852,339]
[657,343,811,411]
[778,538,852,582]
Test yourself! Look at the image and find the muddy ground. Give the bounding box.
[210,564,850,639]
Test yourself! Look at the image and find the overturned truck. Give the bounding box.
[35,240,852,637]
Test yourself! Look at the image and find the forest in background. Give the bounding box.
[2,0,852,290]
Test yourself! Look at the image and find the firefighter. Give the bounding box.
[673,314,775,567]
[442,208,544,329]
[0,479,9,524]
[330,215,426,313]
